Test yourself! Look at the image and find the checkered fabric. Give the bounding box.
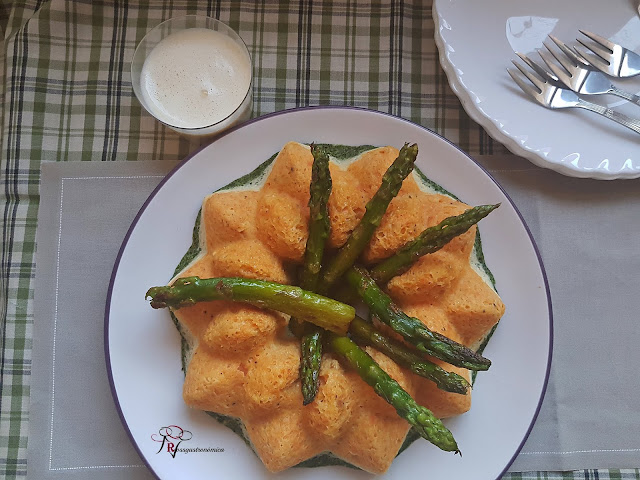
[0,1,638,479]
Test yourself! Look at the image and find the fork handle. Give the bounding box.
[608,86,640,107]
[576,99,640,134]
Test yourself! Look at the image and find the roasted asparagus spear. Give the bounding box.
[298,144,333,404]
[327,332,460,454]
[349,316,470,394]
[146,276,354,335]
[370,204,500,284]
[319,143,418,290]
[345,265,491,370]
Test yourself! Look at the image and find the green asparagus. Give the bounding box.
[371,204,500,284]
[327,332,460,453]
[298,144,333,405]
[349,316,470,394]
[301,143,417,403]
[344,266,491,370]
[146,276,354,335]
[319,143,418,291]
[300,329,323,404]
[300,143,333,292]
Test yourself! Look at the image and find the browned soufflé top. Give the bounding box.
[172,141,505,473]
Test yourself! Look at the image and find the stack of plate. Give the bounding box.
[433,0,640,179]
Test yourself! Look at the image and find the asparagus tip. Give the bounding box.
[146,287,166,308]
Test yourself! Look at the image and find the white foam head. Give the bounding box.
[140,28,252,130]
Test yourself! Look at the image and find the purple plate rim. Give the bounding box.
[104,105,553,480]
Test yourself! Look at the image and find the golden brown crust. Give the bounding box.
[203,190,259,250]
[262,141,313,204]
[256,190,309,261]
[387,250,464,303]
[200,304,285,356]
[363,192,434,264]
[303,356,357,441]
[243,340,302,412]
[182,348,247,417]
[346,145,421,197]
[326,163,367,248]
[208,239,290,284]
[401,304,462,342]
[171,141,504,473]
[244,408,322,472]
[332,407,412,474]
[443,267,506,348]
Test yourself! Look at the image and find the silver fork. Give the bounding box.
[540,34,640,106]
[507,55,640,135]
[575,30,640,78]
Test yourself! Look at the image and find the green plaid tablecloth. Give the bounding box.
[0,1,638,479]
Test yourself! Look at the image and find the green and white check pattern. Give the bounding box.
[0,1,638,479]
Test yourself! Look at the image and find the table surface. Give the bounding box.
[1,1,639,479]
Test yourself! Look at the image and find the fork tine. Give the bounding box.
[538,47,572,85]
[578,29,640,78]
[568,45,590,63]
[507,67,541,96]
[574,43,611,71]
[515,52,559,82]
[543,40,573,72]
[578,29,615,53]
[548,34,589,66]
[510,59,545,91]
[575,38,611,62]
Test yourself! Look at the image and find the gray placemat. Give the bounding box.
[29,161,178,480]
[475,155,640,472]
[29,157,640,478]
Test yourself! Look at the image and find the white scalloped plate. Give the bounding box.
[433,0,640,179]
[106,107,551,480]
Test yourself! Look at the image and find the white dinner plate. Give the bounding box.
[105,107,552,480]
[433,0,640,179]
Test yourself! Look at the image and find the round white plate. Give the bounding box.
[106,107,552,480]
[433,0,640,179]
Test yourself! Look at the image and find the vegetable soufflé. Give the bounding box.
[146,141,505,473]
